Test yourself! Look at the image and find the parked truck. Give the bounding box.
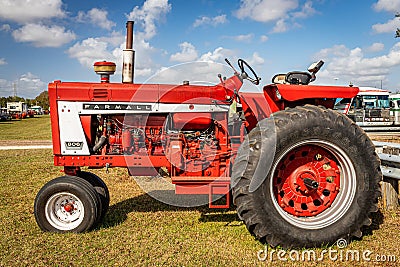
[334,87,394,130]
[7,101,28,119]
[30,105,43,115]
[389,93,400,125]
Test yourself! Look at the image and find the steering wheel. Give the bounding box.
[238,59,261,85]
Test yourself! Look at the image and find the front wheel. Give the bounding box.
[232,105,382,248]
[77,171,110,222]
[34,176,101,232]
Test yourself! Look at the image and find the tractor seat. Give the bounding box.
[272,72,312,85]
[285,71,312,85]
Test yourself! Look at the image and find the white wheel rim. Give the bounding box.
[45,192,84,231]
[269,139,357,230]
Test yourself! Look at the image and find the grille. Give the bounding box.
[92,88,109,99]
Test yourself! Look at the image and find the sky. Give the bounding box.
[0,0,400,99]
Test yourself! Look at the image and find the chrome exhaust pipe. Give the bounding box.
[122,21,135,83]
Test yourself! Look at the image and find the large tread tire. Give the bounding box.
[34,176,102,233]
[77,171,110,222]
[232,105,382,248]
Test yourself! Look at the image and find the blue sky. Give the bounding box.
[0,0,400,99]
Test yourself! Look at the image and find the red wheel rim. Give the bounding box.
[272,144,341,217]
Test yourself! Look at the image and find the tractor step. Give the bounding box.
[172,176,230,208]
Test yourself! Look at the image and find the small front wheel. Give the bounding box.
[34,176,101,232]
[77,171,110,222]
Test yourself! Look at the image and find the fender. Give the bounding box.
[265,84,359,101]
[239,84,360,131]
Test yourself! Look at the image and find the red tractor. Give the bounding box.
[34,22,381,248]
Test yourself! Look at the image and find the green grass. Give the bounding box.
[0,115,51,140]
[0,149,399,266]
[0,115,399,266]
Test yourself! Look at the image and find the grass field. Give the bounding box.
[0,116,399,266]
[0,115,51,140]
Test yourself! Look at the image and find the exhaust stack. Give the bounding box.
[122,21,135,83]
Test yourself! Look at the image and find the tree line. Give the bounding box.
[0,91,49,110]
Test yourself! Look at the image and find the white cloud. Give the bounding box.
[149,48,264,88]
[168,42,236,66]
[235,0,298,22]
[0,58,7,65]
[224,33,254,42]
[77,8,116,30]
[132,38,158,77]
[0,0,65,24]
[67,32,158,79]
[127,0,172,40]
[292,1,316,19]
[68,0,172,80]
[199,47,235,62]
[12,24,76,47]
[0,79,12,96]
[67,38,115,68]
[150,62,229,85]
[193,15,227,27]
[315,45,350,59]
[372,18,400,34]
[235,0,317,33]
[0,77,47,99]
[272,19,288,33]
[148,45,238,84]
[1,24,11,32]
[122,0,173,77]
[260,35,269,42]
[314,43,400,86]
[98,31,125,47]
[170,42,198,62]
[373,0,400,13]
[247,52,265,66]
[16,72,46,99]
[366,42,385,52]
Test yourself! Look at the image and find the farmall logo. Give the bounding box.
[83,103,152,111]
[65,141,84,150]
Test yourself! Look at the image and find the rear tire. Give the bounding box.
[34,176,101,233]
[232,105,381,248]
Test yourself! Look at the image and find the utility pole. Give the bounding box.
[13,82,17,97]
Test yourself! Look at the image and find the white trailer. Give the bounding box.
[7,102,27,113]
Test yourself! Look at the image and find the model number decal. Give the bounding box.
[65,141,84,150]
[83,104,152,111]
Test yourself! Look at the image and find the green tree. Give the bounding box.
[0,97,6,108]
[34,91,49,110]
[7,96,25,103]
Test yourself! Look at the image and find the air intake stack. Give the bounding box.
[94,61,116,83]
[122,21,135,83]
